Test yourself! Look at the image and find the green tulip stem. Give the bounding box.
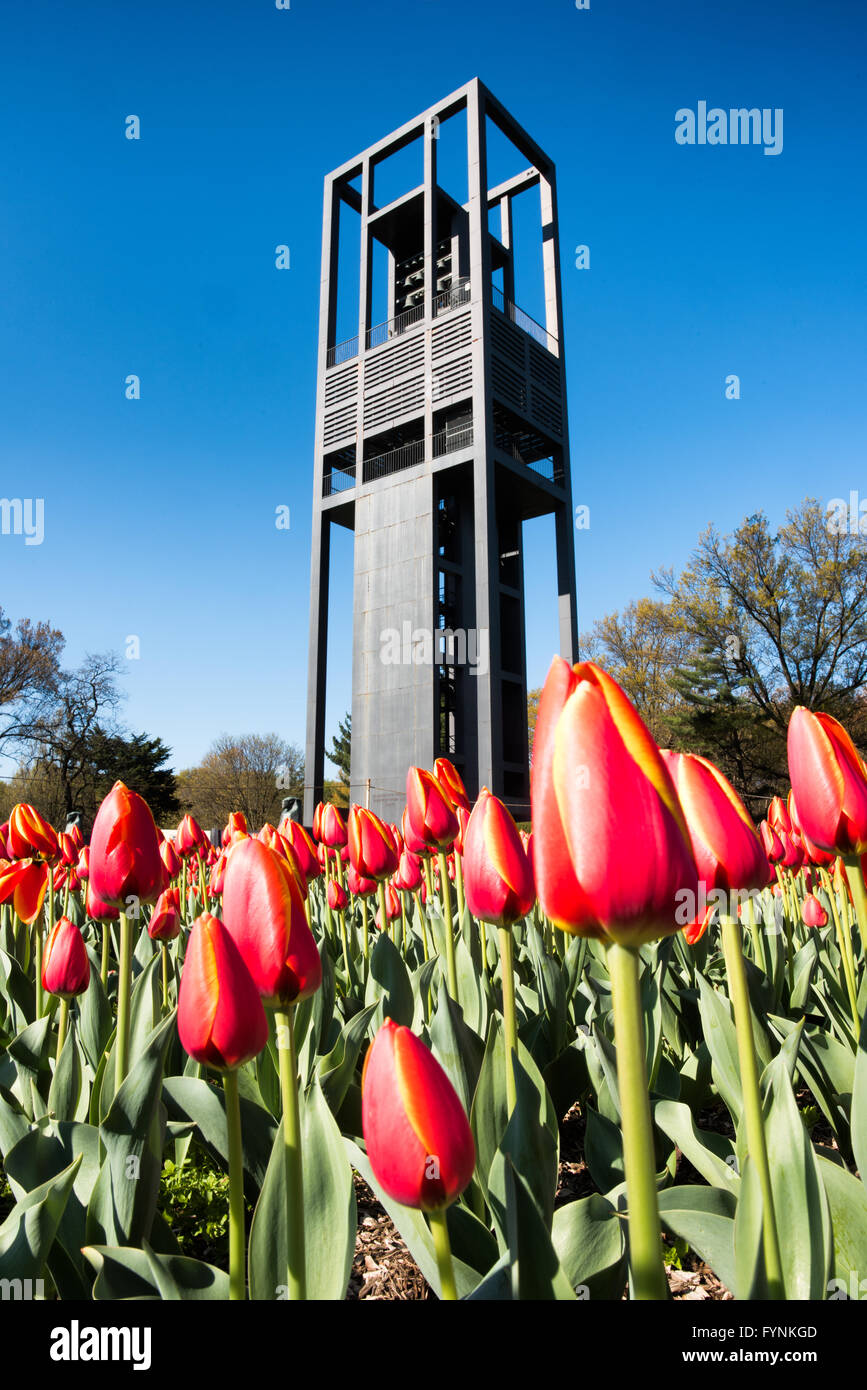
[720,915,785,1299]
[338,909,351,977]
[275,1006,306,1300]
[842,860,865,1028]
[437,850,459,1001]
[361,896,369,960]
[455,852,466,923]
[180,858,188,925]
[498,926,518,1115]
[743,896,767,977]
[606,941,668,1301]
[161,943,169,1013]
[423,855,435,905]
[115,910,132,1089]
[377,879,388,942]
[56,998,69,1062]
[820,866,859,1034]
[223,1067,246,1300]
[429,1207,457,1301]
[100,920,111,988]
[34,920,44,1020]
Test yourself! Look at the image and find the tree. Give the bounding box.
[327,712,351,795]
[84,729,179,825]
[527,688,542,763]
[582,598,697,746]
[177,733,304,832]
[0,607,64,748]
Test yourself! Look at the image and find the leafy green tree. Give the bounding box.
[327,712,351,796]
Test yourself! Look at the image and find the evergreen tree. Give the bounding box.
[327,712,351,795]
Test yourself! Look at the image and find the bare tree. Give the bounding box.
[177,733,304,832]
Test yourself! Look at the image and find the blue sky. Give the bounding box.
[1,0,864,776]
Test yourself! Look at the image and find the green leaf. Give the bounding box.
[430,987,485,1119]
[77,948,113,1071]
[734,1155,766,1300]
[317,1002,377,1118]
[8,1015,53,1113]
[0,1156,81,1280]
[470,1015,558,1205]
[364,931,413,1028]
[47,1023,82,1123]
[657,1185,736,1292]
[162,1074,277,1195]
[552,1192,626,1298]
[851,1008,867,1181]
[583,1106,624,1192]
[818,1155,867,1296]
[696,970,742,1124]
[654,1098,739,1192]
[82,1242,229,1300]
[501,1158,575,1300]
[454,934,485,1036]
[85,1011,175,1249]
[487,1055,559,1246]
[249,1077,356,1300]
[765,1050,833,1299]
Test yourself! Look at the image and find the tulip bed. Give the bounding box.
[0,660,866,1302]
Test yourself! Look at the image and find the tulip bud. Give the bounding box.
[221,838,321,1008]
[42,916,90,999]
[433,758,471,813]
[661,751,770,894]
[462,789,534,928]
[318,803,348,849]
[283,822,321,882]
[405,768,458,850]
[0,858,50,924]
[346,862,377,897]
[802,893,828,928]
[374,882,402,930]
[148,886,182,941]
[787,707,867,857]
[361,1019,475,1211]
[177,813,207,858]
[531,659,697,945]
[327,878,348,912]
[393,847,423,893]
[89,781,165,909]
[8,803,58,861]
[178,913,269,1071]
[348,805,399,881]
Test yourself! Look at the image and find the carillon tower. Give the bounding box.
[304,78,578,824]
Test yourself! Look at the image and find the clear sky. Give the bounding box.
[1,0,864,777]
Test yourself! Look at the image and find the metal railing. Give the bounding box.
[325,335,359,369]
[491,284,558,355]
[325,278,471,369]
[366,301,425,351]
[433,277,471,316]
[363,423,474,484]
[322,463,356,497]
[496,434,563,485]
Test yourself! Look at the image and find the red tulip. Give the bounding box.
[779,828,805,871]
[318,803,348,849]
[433,758,471,813]
[148,886,182,941]
[178,913,269,1070]
[405,768,458,850]
[530,658,697,945]
[760,820,784,864]
[393,848,423,893]
[283,822,321,882]
[462,789,534,927]
[221,838,321,1008]
[327,879,348,912]
[661,752,770,894]
[787,707,867,857]
[89,781,165,909]
[361,1019,475,1211]
[76,846,90,881]
[768,795,791,836]
[348,806,399,881]
[159,838,180,881]
[58,832,77,867]
[0,858,50,924]
[7,803,58,860]
[177,813,208,858]
[346,862,377,897]
[86,880,119,921]
[453,806,470,857]
[802,893,828,928]
[401,805,430,857]
[41,916,90,998]
[68,824,85,851]
[375,882,402,929]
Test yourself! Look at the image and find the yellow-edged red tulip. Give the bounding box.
[433,758,471,813]
[148,886,182,941]
[283,821,321,882]
[348,805,399,881]
[89,781,165,908]
[531,658,697,945]
[361,1019,475,1211]
[661,751,770,894]
[42,916,90,998]
[405,768,458,850]
[0,858,50,924]
[787,707,867,857]
[178,913,269,1070]
[8,803,58,861]
[462,789,534,928]
[318,802,348,849]
[221,837,321,1008]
